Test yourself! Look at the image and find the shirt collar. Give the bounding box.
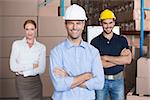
[65,38,86,49]
[23,37,37,45]
[101,32,116,41]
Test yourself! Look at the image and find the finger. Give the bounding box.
[55,67,65,72]
[54,69,66,76]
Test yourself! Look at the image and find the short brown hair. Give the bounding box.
[23,20,36,29]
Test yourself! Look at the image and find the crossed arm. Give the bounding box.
[50,49,104,91]
[101,48,132,68]
[10,42,46,75]
[53,67,93,89]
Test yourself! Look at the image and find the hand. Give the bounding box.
[121,48,130,56]
[79,82,87,88]
[84,72,93,81]
[101,55,109,61]
[70,72,93,89]
[54,67,69,77]
[33,64,38,69]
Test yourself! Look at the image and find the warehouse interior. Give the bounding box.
[0,0,150,100]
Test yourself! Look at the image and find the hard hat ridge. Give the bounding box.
[99,9,116,21]
[64,4,87,20]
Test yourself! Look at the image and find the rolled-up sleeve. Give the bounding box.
[49,49,74,91]
[85,52,104,90]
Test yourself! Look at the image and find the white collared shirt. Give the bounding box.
[10,37,46,77]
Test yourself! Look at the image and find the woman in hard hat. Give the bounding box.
[10,20,46,100]
[91,9,132,100]
[49,4,104,100]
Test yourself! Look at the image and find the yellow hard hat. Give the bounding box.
[99,9,116,21]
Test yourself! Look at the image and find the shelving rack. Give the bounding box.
[140,0,150,56]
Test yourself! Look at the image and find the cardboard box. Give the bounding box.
[133,9,142,20]
[38,0,71,7]
[38,5,58,16]
[0,58,16,78]
[38,0,71,16]
[124,60,136,94]
[40,77,53,97]
[0,0,38,16]
[137,57,150,78]
[0,17,2,36]
[144,10,150,20]
[1,37,23,58]
[37,37,66,56]
[125,35,140,48]
[41,57,50,77]
[0,3,2,16]
[0,80,1,97]
[1,78,17,98]
[38,16,67,36]
[1,17,37,37]
[61,0,71,6]
[38,0,59,7]
[0,58,2,77]
[126,88,150,100]
[136,77,150,95]
[0,41,1,53]
[133,9,150,20]
[135,19,150,31]
[134,0,150,9]
[38,0,60,16]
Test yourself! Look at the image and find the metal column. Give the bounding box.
[140,0,150,56]
[61,0,65,16]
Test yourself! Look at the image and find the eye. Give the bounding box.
[67,22,73,25]
[25,28,35,31]
[25,28,29,31]
[31,28,35,31]
[76,22,82,25]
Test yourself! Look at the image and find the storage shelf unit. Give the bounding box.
[140,0,150,56]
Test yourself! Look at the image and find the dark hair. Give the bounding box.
[23,20,36,29]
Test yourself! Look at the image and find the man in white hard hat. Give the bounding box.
[49,4,104,100]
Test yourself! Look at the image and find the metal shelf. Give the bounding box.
[140,0,150,56]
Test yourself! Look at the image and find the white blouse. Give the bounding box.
[10,37,46,77]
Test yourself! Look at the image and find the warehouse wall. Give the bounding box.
[0,0,70,98]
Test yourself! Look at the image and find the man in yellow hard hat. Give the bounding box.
[91,9,132,100]
[49,4,104,100]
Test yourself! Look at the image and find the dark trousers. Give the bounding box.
[16,75,43,100]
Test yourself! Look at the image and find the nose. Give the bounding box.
[73,23,77,29]
[106,23,110,27]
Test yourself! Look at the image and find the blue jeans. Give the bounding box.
[96,77,124,100]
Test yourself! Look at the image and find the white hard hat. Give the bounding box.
[64,4,87,20]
